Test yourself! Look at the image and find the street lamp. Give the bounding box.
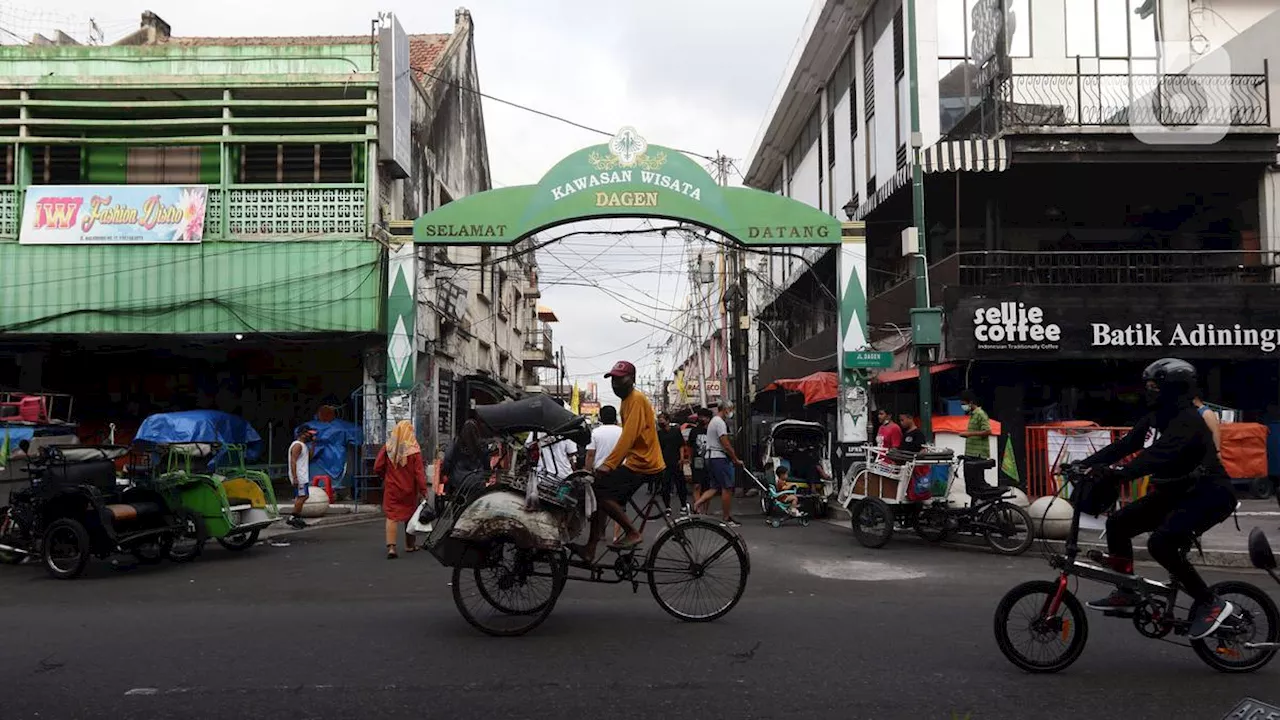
[620,314,709,407]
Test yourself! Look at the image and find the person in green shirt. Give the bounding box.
[958,389,992,492]
[958,389,991,457]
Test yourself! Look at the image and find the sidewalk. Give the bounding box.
[260,502,383,541]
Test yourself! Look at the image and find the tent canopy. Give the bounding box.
[763,371,838,407]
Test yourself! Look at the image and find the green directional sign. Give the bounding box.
[844,351,892,369]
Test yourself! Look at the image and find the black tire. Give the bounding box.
[647,519,748,623]
[217,529,261,552]
[914,504,951,543]
[993,580,1089,673]
[982,502,1035,556]
[1248,477,1275,500]
[851,498,893,549]
[758,492,773,517]
[0,507,27,565]
[1192,580,1280,673]
[130,541,167,565]
[42,518,90,580]
[451,539,566,637]
[165,509,206,563]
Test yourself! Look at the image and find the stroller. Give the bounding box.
[745,467,811,528]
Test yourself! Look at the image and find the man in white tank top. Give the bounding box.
[287,426,317,528]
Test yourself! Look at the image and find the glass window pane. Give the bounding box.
[938,0,966,56]
[1129,0,1157,57]
[1065,0,1097,58]
[1007,0,1031,57]
[1097,0,1129,56]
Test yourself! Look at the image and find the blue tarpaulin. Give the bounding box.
[134,411,263,470]
[293,419,360,488]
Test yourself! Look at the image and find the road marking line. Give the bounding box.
[124,688,158,696]
[800,559,926,581]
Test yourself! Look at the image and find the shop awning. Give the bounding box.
[762,371,838,406]
[851,139,1010,220]
[873,362,960,385]
[920,138,1011,173]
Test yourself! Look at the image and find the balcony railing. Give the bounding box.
[523,328,556,367]
[0,186,16,238]
[955,250,1280,286]
[953,62,1271,135]
[207,184,367,238]
[868,250,1279,328]
[0,184,367,241]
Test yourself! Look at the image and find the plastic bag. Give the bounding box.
[406,499,436,535]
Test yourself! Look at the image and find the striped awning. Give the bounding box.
[920,138,1010,173]
[850,139,1011,221]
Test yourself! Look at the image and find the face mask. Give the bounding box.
[961,404,972,414]
[1145,387,1161,407]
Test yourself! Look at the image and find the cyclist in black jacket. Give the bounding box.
[1079,358,1237,640]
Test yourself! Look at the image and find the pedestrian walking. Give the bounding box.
[286,426,317,529]
[693,401,744,526]
[374,420,428,559]
[687,407,712,500]
[656,412,689,513]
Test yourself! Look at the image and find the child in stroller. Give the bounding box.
[746,465,811,527]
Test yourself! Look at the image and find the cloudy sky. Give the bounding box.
[8,0,813,397]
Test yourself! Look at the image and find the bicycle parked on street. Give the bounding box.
[993,464,1280,674]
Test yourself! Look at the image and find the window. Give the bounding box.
[1066,0,1156,60]
[849,48,859,195]
[30,146,81,184]
[893,7,905,79]
[3,146,13,185]
[237,143,356,183]
[830,48,853,108]
[126,147,201,184]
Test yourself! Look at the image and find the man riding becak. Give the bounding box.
[570,360,666,563]
[1076,358,1238,641]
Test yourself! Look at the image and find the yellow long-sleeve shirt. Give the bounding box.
[601,389,666,475]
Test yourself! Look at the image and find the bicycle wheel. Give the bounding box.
[993,580,1089,673]
[982,502,1035,556]
[851,498,893,548]
[1192,580,1280,673]
[646,519,748,622]
[451,537,567,637]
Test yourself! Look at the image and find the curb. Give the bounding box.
[820,516,1256,569]
[261,511,383,540]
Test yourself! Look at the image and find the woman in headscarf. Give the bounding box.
[374,420,428,559]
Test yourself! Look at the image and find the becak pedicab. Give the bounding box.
[133,411,280,554]
[420,394,751,637]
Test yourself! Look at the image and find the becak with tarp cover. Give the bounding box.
[133,410,262,471]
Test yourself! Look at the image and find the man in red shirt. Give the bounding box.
[876,408,903,449]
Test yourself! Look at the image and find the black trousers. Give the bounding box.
[659,465,688,508]
[1105,480,1236,602]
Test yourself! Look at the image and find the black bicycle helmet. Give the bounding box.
[1141,358,1197,387]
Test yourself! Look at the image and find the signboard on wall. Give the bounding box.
[945,285,1280,360]
[378,12,412,179]
[19,185,208,245]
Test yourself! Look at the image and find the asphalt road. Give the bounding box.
[3,506,1280,720]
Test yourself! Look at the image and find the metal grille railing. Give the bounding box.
[224,185,366,238]
[996,63,1271,129]
[955,250,1280,286]
[0,186,16,238]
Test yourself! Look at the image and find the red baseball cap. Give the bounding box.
[604,360,636,379]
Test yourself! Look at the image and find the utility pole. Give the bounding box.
[687,237,710,409]
[716,152,752,465]
[558,345,566,404]
[905,0,933,442]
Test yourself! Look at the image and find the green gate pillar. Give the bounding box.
[386,240,417,428]
[837,221,871,447]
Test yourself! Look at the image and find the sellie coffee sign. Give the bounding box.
[947,287,1280,359]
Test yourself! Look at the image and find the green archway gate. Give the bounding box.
[394,127,874,444]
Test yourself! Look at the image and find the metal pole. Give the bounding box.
[906,0,933,442]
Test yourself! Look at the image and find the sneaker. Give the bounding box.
[1189,597,1236,640]
[1086,589,1143,611]
[286,517,308,530]
[725,519,742,528]
[681,505,692,516]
